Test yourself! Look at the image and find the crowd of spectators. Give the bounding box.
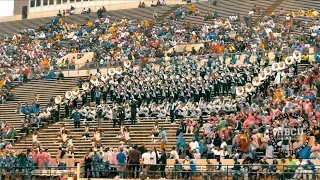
[0,1,319,180]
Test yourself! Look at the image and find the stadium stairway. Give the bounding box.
[0,78,79,139]
[12,118,196,160]
[154,4,184,26]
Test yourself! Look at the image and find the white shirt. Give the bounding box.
[150,151,159,165]
[220,142,227,149]
[203,123,212,134]
[142,152,151,165]
[189,141,199,151]
[265,145,274,158]
[169,150,179,159]
[102,151,112,162]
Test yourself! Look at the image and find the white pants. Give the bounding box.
[303,170,313,180]
[293,169,304,179]
[186,126,194,134]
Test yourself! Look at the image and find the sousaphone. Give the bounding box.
[55,95,62,104]
[108,68,116,76]
[271,63,279,72]
[90,75,98,85]
[285,56,294,65]
[264,66,272,76]
[245,83,254,93]
[115,67,123,75]
[101,74,108,82]
[252,76,261,87]
[236,86,244,96]
[72,87,80,96]
[293,50,301,61]
[82,82,89,91]
[258,71,266,81]
[278,61,286,70]
[65,91,72,100]
[124,60,131,68]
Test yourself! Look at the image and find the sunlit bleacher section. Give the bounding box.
[159,0,278,26]
[0,78,77,140]
[0,5,178,37]
[0,0,319,179]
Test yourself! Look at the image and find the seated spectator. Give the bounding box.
[70,6,75,14]
[21,119,30,135]
[57,71,65,82]
[304,160,315,180]
[46,70,56,80]
[31,113,41,129]
[6,127,18,140]
[21,102,31,114]
[186,118,195,134]
[151,1,156,7]
[162,0,166,6]
[16,102,22,114]
[169,146,179,159]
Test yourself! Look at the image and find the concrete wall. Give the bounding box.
[14,0,28,16]
[0,0,183,22]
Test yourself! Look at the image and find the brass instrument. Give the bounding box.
[55,95,62,104]
[264,66,272,76]
[293,50,301,61]
[115,67,123,75]
[101,74,108,82]
[90,75,98,85]
[124,60,131,68]
[272,63,279,72]
[279,61,286,70]
[285,56,294,65]
[252,76,261,87]
[258,71,266,81]
[72,87,80,96]
[236,86,244,96]
[65,91,72,100]
[108,68,116,76]
[82,82,89,91]
[245,83,254,93]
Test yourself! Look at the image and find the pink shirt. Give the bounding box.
[265,115,271,125]
[188,120,195,126]
[311,145,320,152]
[32,152,38,163]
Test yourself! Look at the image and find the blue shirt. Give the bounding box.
[72,112,81,122]
[159,130,167,142]
[116,152,126,164]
